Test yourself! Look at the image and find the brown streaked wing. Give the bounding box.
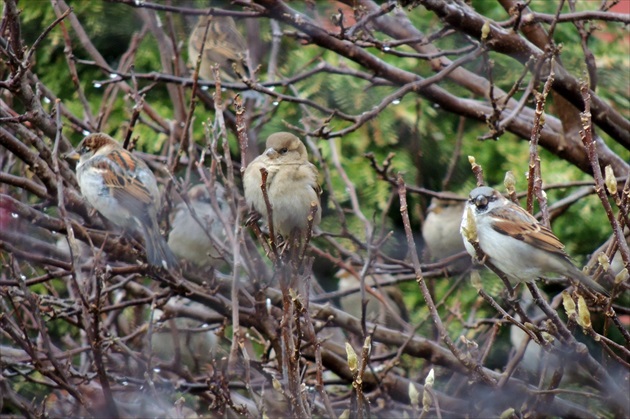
[213,17,247,52]
[489,204,567,256]
[89,156,154,215]
[200,17,246,64]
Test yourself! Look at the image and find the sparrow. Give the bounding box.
[74,133,178,268]
[509,289,595,385]
[336,266,409,330]
[422,195,470,272]
[167,184,229,268]
[460,186,608,295]
[188,15,249,82]
[509,288,560,376]
[243,132,321,238]
[150,297,220,373]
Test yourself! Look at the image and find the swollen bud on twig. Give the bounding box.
[422,368,434,412]
[576,295,592,329]
[562,291,576,318]
[504,171,516,194]
[615,268,628,285]
[459,335,478,351]
[481,21,490,40]
[597,252,610,271]
[604,165,617,195]
[468,155,485,186]
[272,377,282,392]
[462,206,478,244]
[362,336,371,358]
[345,342,358,373]
[424,368,435,387]
[500,408,516,419]
[541,331,554,345]
[289,288,300,303]
[409,382,420,408]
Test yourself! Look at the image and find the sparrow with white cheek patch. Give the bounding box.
[243,132,321,238]
[168,184,229,269]
[461,186,608,296]
[74,133,178,268]
[188,15,249,82]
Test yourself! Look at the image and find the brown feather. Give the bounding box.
[490,205,568,257]
[89,154,154,216]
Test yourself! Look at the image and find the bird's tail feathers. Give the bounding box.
[570,267,609,297]
[141,225,179,269]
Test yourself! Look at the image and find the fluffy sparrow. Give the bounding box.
[188,15,248,82]
[422,196,470,272]
[55,222,93,263]
[150,297,220,373]
[168,184,229,268]
[460,186,607,295]
[509,289,594,385]
[74,133,178,268]
[243,132,321,238]
[509,288,560,376]
[336,267,409,330]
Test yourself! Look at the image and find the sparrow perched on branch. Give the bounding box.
[460,186,607,295]
[150,297,220,372]
[188,14,249,82]
[168,184,229,268]
[422,195,470,272]
[509,288,559,376]
[336,266,409,330]
[74,133,178,268]
[243,132,321,238]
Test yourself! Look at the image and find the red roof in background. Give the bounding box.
[610,1,630,14]
[594,1,630,43]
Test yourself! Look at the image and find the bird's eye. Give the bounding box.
[279,148,288,154]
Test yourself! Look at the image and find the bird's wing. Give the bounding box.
[310,164,322,196]
[213,17,247,54]
[489,205,567,256]
[290,162,321,197]
[88,153,155,216]
[198,17,247,64]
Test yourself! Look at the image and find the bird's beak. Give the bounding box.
[65,150,80,161]
[265,147,278,158]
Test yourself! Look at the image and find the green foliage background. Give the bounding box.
[17,0,629,309]
[4,1,628,413]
